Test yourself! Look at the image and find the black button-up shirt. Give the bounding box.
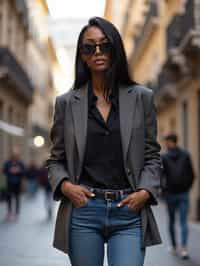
[79,84,130,189]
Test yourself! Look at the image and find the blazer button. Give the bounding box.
[127,168,131,175]
[105,130,110,135]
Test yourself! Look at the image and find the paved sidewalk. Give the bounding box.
[0,191,200,266]
[144,202,200,266]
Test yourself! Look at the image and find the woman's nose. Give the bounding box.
[95,45,101,55]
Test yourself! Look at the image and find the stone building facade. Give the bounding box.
[0,0,58,187]
[26,0,55,165]
[0,0,34,179]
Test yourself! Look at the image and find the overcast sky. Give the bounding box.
[47,0,106,20]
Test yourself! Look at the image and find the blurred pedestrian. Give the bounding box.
[2,147,25,221]
[47,17,161,266]
[26,160,39,198]
[162,133,195,259]
[38,162,53,221]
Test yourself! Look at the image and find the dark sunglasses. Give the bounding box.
[80,42,112,55]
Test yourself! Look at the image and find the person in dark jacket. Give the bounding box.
[26,160,39,198]
[2,148,25,221]
[162,133,195,259]
[38,162,53,221]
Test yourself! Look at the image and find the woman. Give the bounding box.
[47,17,161,266]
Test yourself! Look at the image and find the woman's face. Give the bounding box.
[80,26,111,73]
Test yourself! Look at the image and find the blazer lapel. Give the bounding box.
[71,83,88,168]
[119,85,137,164]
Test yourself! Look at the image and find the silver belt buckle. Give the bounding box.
[104,191,114,201]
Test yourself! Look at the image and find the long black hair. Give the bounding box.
[74,17,136,97]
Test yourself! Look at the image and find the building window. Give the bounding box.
[6,2,12,48]
[10,15,16,53]
[182,100,188,149]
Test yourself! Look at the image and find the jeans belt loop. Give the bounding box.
[119,190,124,200]
[89,187,94,193]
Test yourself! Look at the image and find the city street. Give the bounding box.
[1,1,200,266]
[0,191,200,266]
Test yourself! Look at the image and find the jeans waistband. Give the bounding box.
[82,185,132,193]
[82,185,133,201]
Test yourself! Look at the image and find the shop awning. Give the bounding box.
[0,120,24,136]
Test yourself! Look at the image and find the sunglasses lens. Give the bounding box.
[81,44,96,55]
[100,42,111,53]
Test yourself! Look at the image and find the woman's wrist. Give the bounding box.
[138,189,151,200]
[61,180,73,195]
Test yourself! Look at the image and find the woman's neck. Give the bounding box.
[91,72,106,96]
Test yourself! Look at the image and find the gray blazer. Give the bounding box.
[46,83,162,254]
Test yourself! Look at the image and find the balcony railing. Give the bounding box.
[157,70,168,89]
[154,68,178,109]
[0,47,34,103]
[133,1,159,51]
[154,0,200,106]
[167,0,196,51]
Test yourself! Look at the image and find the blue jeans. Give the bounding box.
[69,195,145,266]
[165,192,189,247]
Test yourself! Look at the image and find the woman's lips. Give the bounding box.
[94,59,106,65]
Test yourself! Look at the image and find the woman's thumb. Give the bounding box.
[82,187,95,197]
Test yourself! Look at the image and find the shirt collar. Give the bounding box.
[88,82,118,110]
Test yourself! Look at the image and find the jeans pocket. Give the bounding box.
[74,198,91,209]
[124,204,134,212]
[124,204,141,215]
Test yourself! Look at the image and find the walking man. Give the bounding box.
[162,134,195,259]
[26,160,39,198]
[2,148,25,221]
[38,162,53,221]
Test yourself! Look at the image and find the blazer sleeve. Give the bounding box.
[46,96,70,201]
[137,90,161,205]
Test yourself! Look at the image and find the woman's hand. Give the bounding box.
[117,190,151,211]
[61,181,95,208]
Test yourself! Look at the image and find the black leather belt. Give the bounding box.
[89,187,133,201]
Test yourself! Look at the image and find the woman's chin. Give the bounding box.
[92,65,109,72]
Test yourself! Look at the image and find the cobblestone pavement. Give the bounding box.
[0,191,200,266]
